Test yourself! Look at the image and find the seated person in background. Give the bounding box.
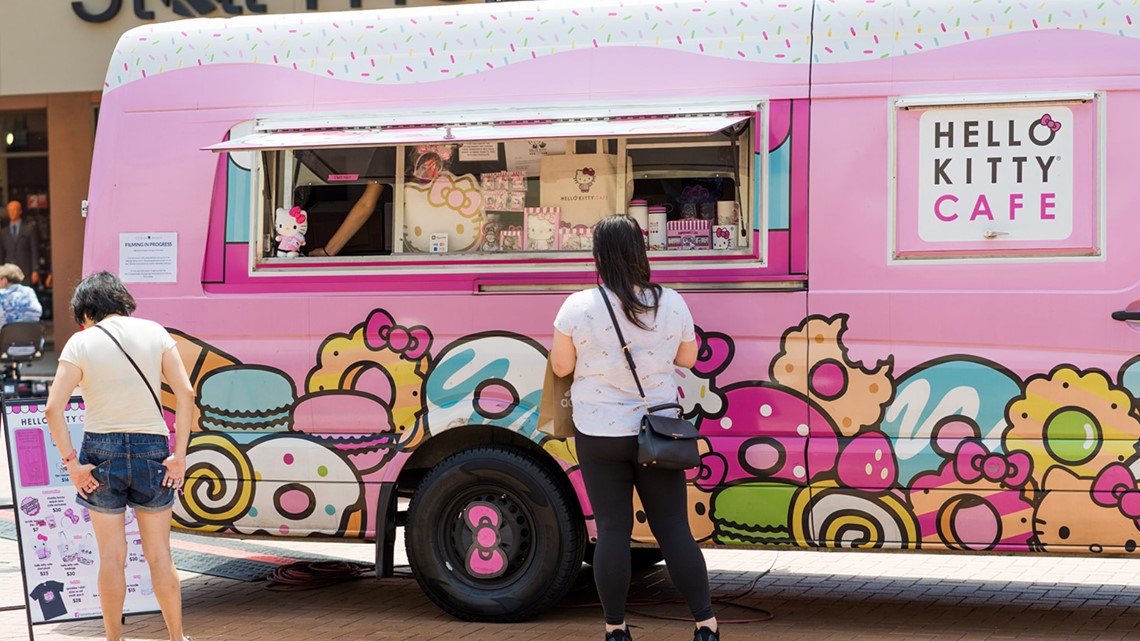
[0,263,41,325]
[308,182,384,257]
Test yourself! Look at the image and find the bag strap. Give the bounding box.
[598,287,647,399]
[94,324,164,419]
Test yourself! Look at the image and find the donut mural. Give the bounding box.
[165,309,1140,555]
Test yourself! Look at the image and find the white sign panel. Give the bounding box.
[4,398,160,624]
[917,106,1073,242]
[119,233,178,283]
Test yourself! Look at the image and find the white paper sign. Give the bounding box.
[4,398,160,624]
[505,139,567,174]
[458,141,499,162]
[119,233,178,283]
[917,106,1073,242]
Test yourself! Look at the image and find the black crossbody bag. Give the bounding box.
[598,288,700,470]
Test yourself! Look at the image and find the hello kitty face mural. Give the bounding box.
[403,172,485,253]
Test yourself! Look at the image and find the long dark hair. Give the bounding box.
[592,215,661,330]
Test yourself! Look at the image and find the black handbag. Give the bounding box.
[598,288,701,470]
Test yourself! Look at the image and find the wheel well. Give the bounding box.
[396,426,568,504]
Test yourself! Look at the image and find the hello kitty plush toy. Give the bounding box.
[275,206,307,257]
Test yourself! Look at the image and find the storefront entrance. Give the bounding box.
[0,109,53,346]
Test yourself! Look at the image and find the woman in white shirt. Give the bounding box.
[551,216,719,641]
[46,271,195,641]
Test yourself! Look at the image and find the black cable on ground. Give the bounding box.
[263,560,376,591]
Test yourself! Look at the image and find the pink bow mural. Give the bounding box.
[1092,464,1140,526]
[952,441,1032,489]
[364,309,433,361]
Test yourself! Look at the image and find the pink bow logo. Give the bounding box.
[363,309,433,361]
[428,176,482,217]
[1040,114,1062,133]
[714,227,731,239]
[1092,463,1140,525]
[462,502,507,578]
[952,441,1032,489]
[289,206,306,224]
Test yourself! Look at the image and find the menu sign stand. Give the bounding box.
[3,397,160,639]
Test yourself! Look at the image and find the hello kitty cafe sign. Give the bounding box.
[894,98,1098,258]
[918,106,1072,242]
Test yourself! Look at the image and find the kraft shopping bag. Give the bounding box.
[539,152,622,227]
[537,357,574,439]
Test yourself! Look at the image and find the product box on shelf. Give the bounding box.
[712,225,736,249]
[666,219,711,251]
[524,207,560,251]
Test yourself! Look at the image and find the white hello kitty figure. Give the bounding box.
[275,206,308,257]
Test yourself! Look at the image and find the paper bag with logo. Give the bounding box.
[539,153,621,227]
[537,358,574,439]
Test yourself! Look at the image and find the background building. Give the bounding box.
[2,0,499,348]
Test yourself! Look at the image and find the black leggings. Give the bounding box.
[575,430,714,625]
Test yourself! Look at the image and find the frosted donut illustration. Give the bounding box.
[880,357,1022,487]
[423,333,546,437]
[231,435,364,537]
[1004,366,1140,484]
[770,314,893,436]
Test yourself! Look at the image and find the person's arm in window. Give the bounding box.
[309,182,383,257]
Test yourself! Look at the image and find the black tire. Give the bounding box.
[583,544,665,571]
[405,445,585,622]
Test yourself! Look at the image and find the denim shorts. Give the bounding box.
[76,432,175,515]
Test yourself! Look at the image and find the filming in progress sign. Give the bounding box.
[120,233,178,283]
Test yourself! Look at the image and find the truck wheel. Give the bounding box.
[406,445,585,622]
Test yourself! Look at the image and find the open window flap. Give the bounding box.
[204,113,752,152]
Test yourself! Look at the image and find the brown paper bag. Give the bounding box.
[537,358,575,439]
[539,153,622,227]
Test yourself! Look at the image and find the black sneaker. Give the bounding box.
[694,626,720,641]
[605,627,633,641]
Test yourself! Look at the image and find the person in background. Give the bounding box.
[1,200,40,286]
[549,215,719,641]
[0,263,42,325]
[45,272,195,641]
[307,181,383,257]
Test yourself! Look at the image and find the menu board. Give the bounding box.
[3,397,160,624]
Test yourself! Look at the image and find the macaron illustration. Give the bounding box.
[197,365,296,432]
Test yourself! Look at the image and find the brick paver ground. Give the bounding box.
[4,532,1140,641]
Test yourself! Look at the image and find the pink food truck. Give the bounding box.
[85,0,1140,621]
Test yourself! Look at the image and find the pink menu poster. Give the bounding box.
[3,397,160,625]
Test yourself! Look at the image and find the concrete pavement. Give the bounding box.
[4,528,1140,641]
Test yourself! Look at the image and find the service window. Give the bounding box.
[890,92,1103,260]
[221,104,762,270]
